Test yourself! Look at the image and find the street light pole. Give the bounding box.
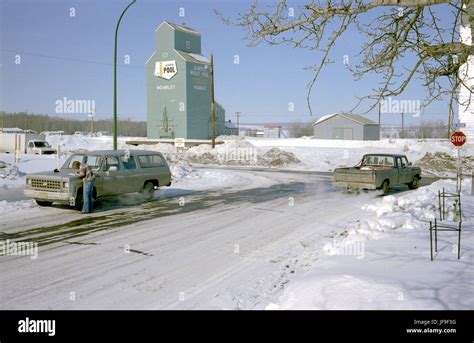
[114,0,136,150]
[210,52,216,148]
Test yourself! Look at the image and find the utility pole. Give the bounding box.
[236,111,241,135]
[89,107,95,136]
[210,52,216,148]
[113,0,136,150]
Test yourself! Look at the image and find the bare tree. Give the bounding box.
[288,121,314,137]
[217,0,474,136]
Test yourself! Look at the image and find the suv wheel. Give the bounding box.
[381,180,390,196]
[142,182,156,201]
[74,191,83,211]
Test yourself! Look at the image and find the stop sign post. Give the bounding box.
[451,131,467,194]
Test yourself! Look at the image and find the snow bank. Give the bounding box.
[186,141,300,168]
[47,135,115,153]
[266,275,434,310]
[418,151,474,176]
[267,179,474,310]
[261,148,301,167]
[0,161,25,181]
[169,160,196,183]
[0,199,36,215]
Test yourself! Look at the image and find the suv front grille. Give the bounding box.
[31,179,61,192]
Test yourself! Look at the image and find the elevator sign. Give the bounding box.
[155,60,177,80]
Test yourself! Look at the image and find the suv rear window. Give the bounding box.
[138,155,165,168]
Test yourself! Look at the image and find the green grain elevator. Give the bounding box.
[146,21,226,139]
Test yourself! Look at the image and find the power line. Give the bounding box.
[1,48,153,69]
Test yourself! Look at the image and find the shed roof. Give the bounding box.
[313,113,378,126]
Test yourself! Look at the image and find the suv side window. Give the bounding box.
[122,156,137,170]
[85,156,103,171]
[28,142,34,148]
[138,155,165,168]
[104,156,121,170]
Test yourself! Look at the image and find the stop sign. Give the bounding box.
[451,131,467,147]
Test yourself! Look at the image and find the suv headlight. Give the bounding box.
[26,178,31,185]
[63,181,69,189]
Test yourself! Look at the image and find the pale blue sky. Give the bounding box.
[0,0,456,125]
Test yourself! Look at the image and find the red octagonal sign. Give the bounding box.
[451,131,467,147]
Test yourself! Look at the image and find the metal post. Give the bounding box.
[400,112,404,139]
[471,172,474,196]
[442,188,445,220]
[458,222,461,260]
[210,52,216,148]
[113,0,136,150]
[434,218,438,252]
[438,189,442,220]
[453,199,459,222]
[429,221,433,261]
[378,100,381,124]
[456,147,461,194]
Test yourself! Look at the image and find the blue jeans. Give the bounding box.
[82,179,95,213]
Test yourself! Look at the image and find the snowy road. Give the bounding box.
[0,168,447,309]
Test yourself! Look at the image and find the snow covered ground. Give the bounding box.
[0,135,473,310]
[266,179,474,310]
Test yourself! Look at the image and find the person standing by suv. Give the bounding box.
[72,161,96,213]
